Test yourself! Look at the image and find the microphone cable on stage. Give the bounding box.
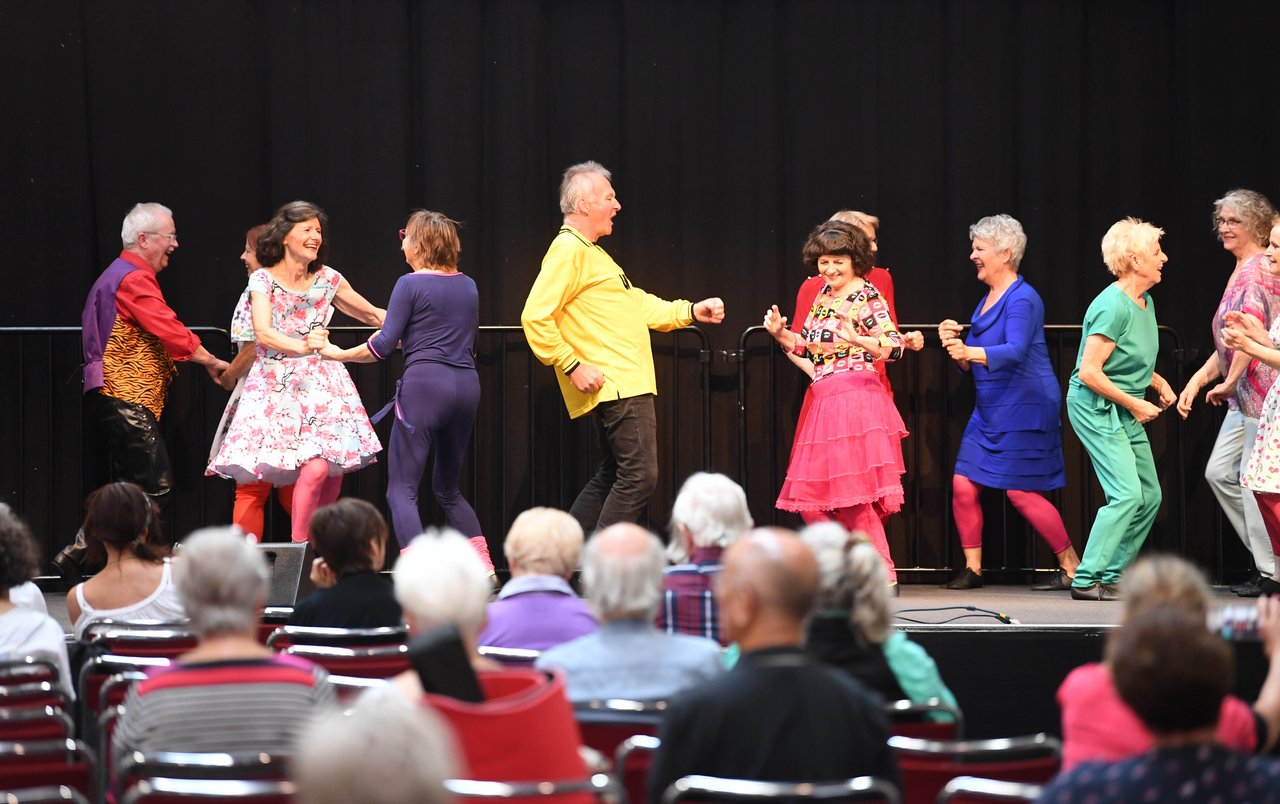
[893,605,1021,625]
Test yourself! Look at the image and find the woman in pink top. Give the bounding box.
[1057,553,1280,770]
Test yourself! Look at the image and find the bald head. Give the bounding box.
[582,523,665,621]
[718,528,819,647]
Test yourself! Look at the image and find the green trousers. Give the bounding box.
[1066,392,1161,587]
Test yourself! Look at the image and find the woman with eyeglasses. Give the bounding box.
[311,211,493,575]
[1176,189,1280,598]
[763,221,907,588]
[208,200,384,545]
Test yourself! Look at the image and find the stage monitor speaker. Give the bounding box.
[258,543,308,606]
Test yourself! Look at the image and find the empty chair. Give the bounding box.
[937,776,1044,803]
[661,775,900,804]
[888,734,1061,804]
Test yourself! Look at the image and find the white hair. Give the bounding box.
[559,161,610,216]
[846,541,892,646]
[120,202,174,247]
[394,528,491,640]
[798,521,853,609]
[582,526,665,621]
[969,214,1027,268]
[503,507,584,577]
[295,687,459,804]
[174,527,268,637]
[670,473,754,552]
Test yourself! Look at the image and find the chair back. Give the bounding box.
[0,657,61,689]
[264,624,407,650]
[279,643,410,678]
[574,699,667,804]
[477,646,542,668]
[888,734,1061,804]
[661,774,900,804]
[115,750,291,803]
[80,622,198,657]
[427,669,590,802]
[0,786,90,804]
[326,673,391,702]
[120,777,295,804]
[0,704,74,741]
[884,699,964,741]
[77,654,171,735]
[0,680,70,710]
[256,608,294,644]
[0,738,96,800]
[937,776,1044,803]
[444,773,622,802]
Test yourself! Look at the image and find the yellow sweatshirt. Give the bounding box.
[521,226,694,418]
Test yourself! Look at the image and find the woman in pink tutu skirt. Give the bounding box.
[763,221,907,584]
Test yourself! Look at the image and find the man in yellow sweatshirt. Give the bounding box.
[521,161,725,534]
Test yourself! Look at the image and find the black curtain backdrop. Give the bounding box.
[4,0,1280,572]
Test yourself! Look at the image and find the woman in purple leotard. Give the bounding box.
[313,210,492,574]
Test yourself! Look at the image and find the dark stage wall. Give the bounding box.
[4,1,1280,572]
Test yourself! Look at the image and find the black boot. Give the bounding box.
[51,528,103,585]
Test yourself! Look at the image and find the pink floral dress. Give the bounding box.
[207,266,381,485]
[1243,315,1280,494]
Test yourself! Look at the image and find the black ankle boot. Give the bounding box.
[51,528,103,585]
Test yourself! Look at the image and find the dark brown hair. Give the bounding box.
[801,220,874,277]
[404,210,462,271]
[255,200,330,273]
[309,498,388,578]
[81,482,164,565]
[0,503,41,588]
[1109,605,1232,735]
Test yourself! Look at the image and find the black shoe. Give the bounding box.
[1030,569,1074,591]
[1099,583,1122,601]
[1070,582,1102,601]
[1260,578,1280,598]
[944,568,983,590]
[51,528,90,585]
[1232,573,1264,595]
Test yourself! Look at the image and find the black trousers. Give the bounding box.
[86,391,173,509]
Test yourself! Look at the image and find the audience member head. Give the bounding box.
[241,223,269,275]
[402,210,462,271]
[80,482,164,566]
[1109,605,1233,740]
[256,200,330,272]
[969,214,1027,270]
[800,524,892,647]
[581,523,665,622]
[1119,553,1211,624]
[295,688,459,804]
[828,210,880,254]
[668,472,753,563]
[802,220,874,277]
[309,498,388,579]
[717,527,819,650]
[175,527,269,638]
[503,507,584,579]
[1101,217,1165,277]
[1212,188,1275,250]
[0,503,40,591]
[395,528,491,643]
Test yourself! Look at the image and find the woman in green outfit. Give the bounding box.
[1066,218,1177,601]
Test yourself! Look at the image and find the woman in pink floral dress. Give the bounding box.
[208,201,384,543]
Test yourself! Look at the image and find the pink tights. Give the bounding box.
[1249,492,1280,557]
[291,458,343,543]
[952,474,1070,554]
[802,503,897,582]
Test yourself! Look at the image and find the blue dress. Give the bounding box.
[954,276,1066,491]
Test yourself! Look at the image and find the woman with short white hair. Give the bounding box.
[1065,219,1177,601]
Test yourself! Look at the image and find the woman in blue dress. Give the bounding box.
[938,215,1080,590]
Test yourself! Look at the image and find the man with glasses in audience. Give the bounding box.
[57,203,228,578]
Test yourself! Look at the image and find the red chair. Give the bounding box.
[278,643,410,679]
[115,751,292,804]
[426,669,591,804]
[0,738,96,799]
[888,734,1061,804]
[0,657,62,688]
[574,699,665,804]
[76,654,171,737]
[884,699,964,741]
[0,680,70,711]
[0,705,74,741]
[445,774,622,802]
[79,622,198,658]
[264,624,407,650]
[0,786,89,803]
[256,607,295,644]
[937,776,1044,803]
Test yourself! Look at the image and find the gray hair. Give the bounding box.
[582,525,665,621]
[670,472,754,552]
[845,541,893,646]
[174,527,268,637]
[799,521,854,611]
[394,528,491,640]
[120,202,174,247]
[559,161,611,216]
[969,214,1027,269]
[1213,189,1276,248]
[503,507,584,577]
[295,687,458,804]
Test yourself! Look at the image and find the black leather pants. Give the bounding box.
[86,391,173,509]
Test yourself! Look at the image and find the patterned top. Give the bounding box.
[657,547,725,644]
[230,288,254,343]
[1038,743,1280,803]
[101,318,177,418]
[1211,253,1280,418]
[793,282,903,383]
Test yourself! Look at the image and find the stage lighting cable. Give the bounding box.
[893,605,1020,625]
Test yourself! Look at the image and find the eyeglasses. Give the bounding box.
[1216,217,1244,229]
[398,229,407,242]
[142,231,179,242]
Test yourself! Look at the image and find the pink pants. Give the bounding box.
[952,475,1071,554]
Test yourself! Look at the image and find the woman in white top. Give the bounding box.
[0,503,74,696]
[67,482,185,639]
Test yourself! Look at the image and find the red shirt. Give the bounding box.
[114,251,201,361]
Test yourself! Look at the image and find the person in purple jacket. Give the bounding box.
[313,211,492,573]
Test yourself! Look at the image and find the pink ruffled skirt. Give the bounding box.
[777,369,907,515]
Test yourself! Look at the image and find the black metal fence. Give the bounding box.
[0,323,1248,582]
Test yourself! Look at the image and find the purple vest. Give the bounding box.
[82,258,141,392]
